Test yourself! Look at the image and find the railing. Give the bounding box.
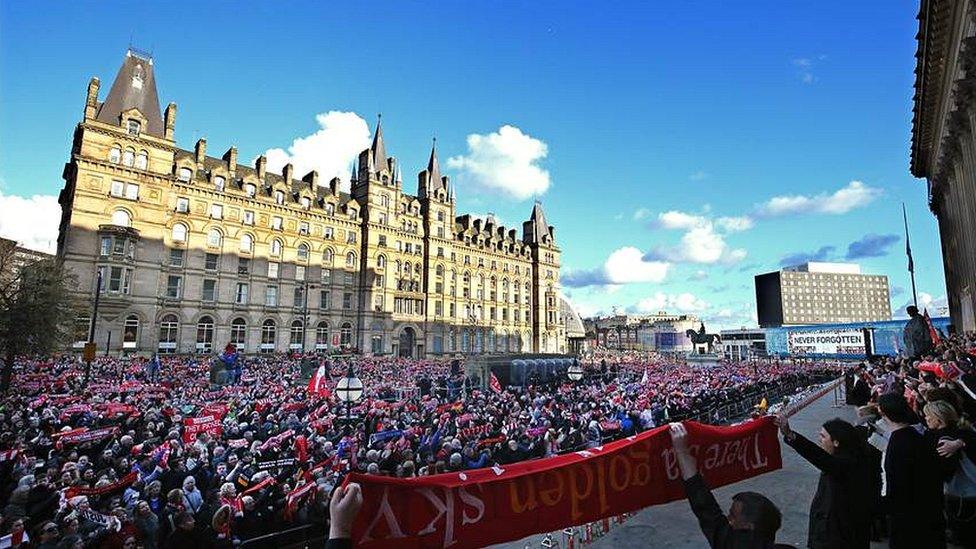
[239,524,326,549]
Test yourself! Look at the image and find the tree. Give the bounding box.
[0,245,76,392]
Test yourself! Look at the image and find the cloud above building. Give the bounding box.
[562,246,670,287]
[646,210,748,265]
[0,190,60,254]
[845,233,900,259]
[779,245,836,267]
[756,180,882,217]
[630,292,708,313]
[447,125,550,200]
[262,111,371,192]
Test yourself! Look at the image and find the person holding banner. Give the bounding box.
[326,482,362,549]
[668,423,791,549]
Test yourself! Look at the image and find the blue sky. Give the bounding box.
[0,1,944,328]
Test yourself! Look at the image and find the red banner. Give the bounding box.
[65,471,138,500]
[347,417,782,549]
[182,416,222,443]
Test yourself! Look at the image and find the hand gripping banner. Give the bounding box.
[346,417,782,548]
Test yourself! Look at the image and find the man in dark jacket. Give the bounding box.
[669,423,794,548]
[903,306,933,360]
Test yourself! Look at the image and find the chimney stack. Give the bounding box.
[195,138,207,164]
[163,103,177,140]
[283,163,294,184]
[329,177,340,196]
[85,77,100,120]
[223,147,238,178]
[303,170,319,187]
[256,155,267,179]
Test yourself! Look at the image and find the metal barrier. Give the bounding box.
[238,524,325,549]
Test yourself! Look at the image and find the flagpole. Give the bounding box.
[903,203,918,308]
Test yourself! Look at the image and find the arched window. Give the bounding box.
[239,234,253,253]
[261,319,277,353]
[230,318,247,348]
[172,223,188,242]
[274,190,285,205]
[214,176,226,192]
[109,146,122,164]
[340,322,352,347]
[178,167,193,182]
[436,264,444,276]
[122,147,135,167]
[196,316,215,353]
[297,243,310,261]
[111,209,131,227]
[158,314,179,353]
[135,151,148,170]
[315,322,330,349]
[206,228,222,248]
[270,239,282,257]
[290,320,305,349]
[346,252,356,268]
[323,248,334,265]
[376,255,386,269]
[123,315,139,349]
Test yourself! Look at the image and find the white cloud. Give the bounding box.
[632,292,708,313]
[262,111,371,192]
[632,207,652,221]
[604,247,670,284]
[893,293,949,319]
[716,216,754,232]
[657,210,706,230]
[757,181,882,217]
[446,125,550,200]
[649,210,748,265]
[0,191,60,254]
[689,171,709,181]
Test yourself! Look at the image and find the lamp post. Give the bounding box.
[335,362,364,424]
[567,360,584,382]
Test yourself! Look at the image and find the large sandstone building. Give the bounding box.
[57,51,564,357]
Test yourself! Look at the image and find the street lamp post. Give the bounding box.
[335,362,364,424]
[567,360,584,382]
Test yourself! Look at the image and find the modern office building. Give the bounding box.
[910,0,976,332]
[719,328,767,361]
[56,50,564,356]
[755,262,891,328]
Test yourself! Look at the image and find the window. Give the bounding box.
[377,255,386,268]
[205,253,219,271]
[230,318,247,348]
[214,176,226,192]
[210,204,223,219]
[325,203,335,215]
[378,213,387,225]
[348,209,358,220]
[296,265,306,281]
[268,262,279,279]
[275,190,285,205]
[99,236,112,256]
[166,275,183,299]
[112,210,131,227]
[347,232,357,244]
[316,322,329,349]
[378,235,387,247]
[123,315,139,349]
[265,285,278,306]
[169,248,184,267]
[245,184,256,197]
[371,334,383,354]
[299,221,310,235]
[236,283,249,305]
[176,197,189,213]
[123,148,135,166]
[323,249,334,265]
[290,321,305,348]
[239,234,253,253]
[243,211,255,225]
[321,268,331,284]
[261,320,276,352]
[171,223,188,242]
[320,290,330,309]
[202,279,217,302]
[301,197,311,210]
[272,217,283,230]
[323,227,334,240]
[374,274,384,287]
[100,265,131,294]
[340,323,352,346]
[293,286,306,308]
[111,180,139,200]
[346,252,356,268]
[238,257,250,276]
[297,243,310,261]
[207,229,222,248]
[343,292,352,309]
[127,119,141,136]
[109,146,121,164]
[158,314,179,353]
[344,272,354,286]
[271,239,282,257]
[178,167,193,182]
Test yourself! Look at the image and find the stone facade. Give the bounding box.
[57,51,564,356]
[911,0,976,332]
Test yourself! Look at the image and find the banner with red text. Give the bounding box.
[347,417,782,549]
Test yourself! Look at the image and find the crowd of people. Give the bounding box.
[0,344,839,548]
[669,308,976,548]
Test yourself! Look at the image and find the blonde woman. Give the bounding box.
[924,399,976,547]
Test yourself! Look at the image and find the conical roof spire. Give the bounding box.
[427,138,443,190]
[370,114,388,174]
[96,49,164,136]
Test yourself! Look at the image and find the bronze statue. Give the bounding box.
[686,322,721,347]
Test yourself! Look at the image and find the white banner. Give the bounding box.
[787,329,865,355]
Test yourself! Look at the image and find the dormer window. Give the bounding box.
[244,183,256,197]
[275,191,285,205]
[349,209,357,220]
[325,203,335,215]
[214,176,226,192]
[178,167,192,182]
[127,120,141,137]
[301,196,311,210]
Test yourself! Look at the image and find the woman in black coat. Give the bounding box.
[775,415,876,548]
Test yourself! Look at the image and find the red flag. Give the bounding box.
[924,309,942,345]
[307,365,331,398]
[489,372,502,393]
